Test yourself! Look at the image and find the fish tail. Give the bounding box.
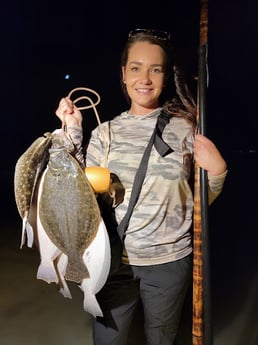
[80,281,103,317]
[65,258,90,284]
[59,284,72,299]
[20,215,34,249]
[37,259,59,284]
[56,254,72,299]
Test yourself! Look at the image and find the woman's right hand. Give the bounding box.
[55,97,83,127]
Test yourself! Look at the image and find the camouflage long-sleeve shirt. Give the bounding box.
[69,107,227,266]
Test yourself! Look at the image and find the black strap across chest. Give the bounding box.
[117,110,173,240]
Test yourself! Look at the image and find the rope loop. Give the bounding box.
[67,87,109,167]
[68,87,101,110]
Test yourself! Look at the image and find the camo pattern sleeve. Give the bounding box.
[66,125,85,168]
[208,170,228,204]
[86,108,226,266]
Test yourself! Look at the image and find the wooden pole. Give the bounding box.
[192,1,213,344]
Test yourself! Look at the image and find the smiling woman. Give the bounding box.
[51,28,227,345]
[121,41,166,114]
[120,29,175,107]
[1,1,253,345]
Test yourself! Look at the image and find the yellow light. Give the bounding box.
[85,167,111,193]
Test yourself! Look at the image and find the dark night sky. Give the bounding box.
[1,0,256,230]
[0,1,256,213]
[2,1,255,150]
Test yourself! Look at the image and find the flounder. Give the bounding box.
[14,132,53,248]
[14,128,111,316]
[38,129,102,283]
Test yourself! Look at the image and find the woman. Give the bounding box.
[55,28,227,345]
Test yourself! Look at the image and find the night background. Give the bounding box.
[0,1,257,344]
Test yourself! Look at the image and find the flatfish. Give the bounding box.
[56,218,111,317]
[38,130,102,283]
[80,218,111,317]
[14,132,53,248]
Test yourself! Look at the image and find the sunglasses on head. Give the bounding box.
[128,28,171,41]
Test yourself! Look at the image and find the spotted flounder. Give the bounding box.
[38,129,103,283]
[36,168,111,317]
[14,129,111,316]
[14,132,52,248]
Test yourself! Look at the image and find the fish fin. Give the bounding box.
[59,285,72,299]
[20,217,27,249]
[20,217,34,249]
[80,281,103,317]
[56,254,72,299]
[25,222,34,248]
[36,169,61,284]
[37,259,59,284]
[82,219,111,294]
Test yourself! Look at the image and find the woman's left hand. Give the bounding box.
[193,134,227,176]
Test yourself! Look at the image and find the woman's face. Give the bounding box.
[122,41,166,113]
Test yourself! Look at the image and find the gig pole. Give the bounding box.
[192,0,213,344]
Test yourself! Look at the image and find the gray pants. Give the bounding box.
[93,255,192,345]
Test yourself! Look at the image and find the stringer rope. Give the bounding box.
[67,87,109,167]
